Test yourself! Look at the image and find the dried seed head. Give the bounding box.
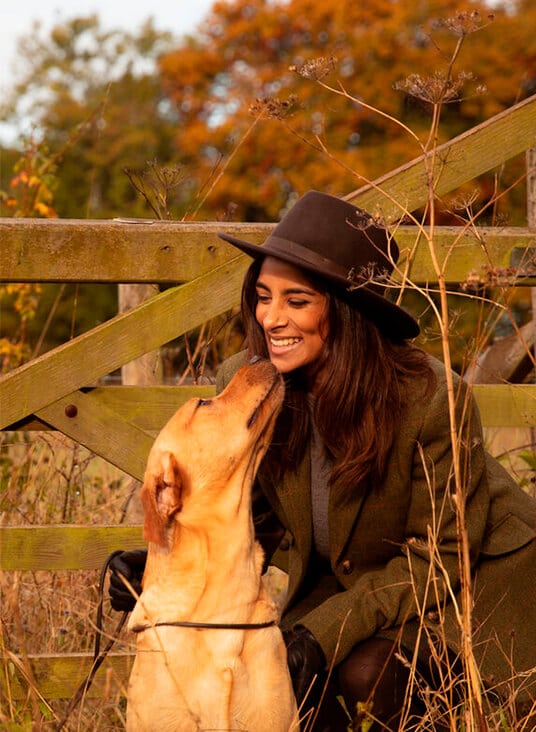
[249,95,297,120]
[289,55,337,81]
[394,70,483,104]
[434,10,494,37]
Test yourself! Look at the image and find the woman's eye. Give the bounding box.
[289,299,307,307]
[256,294,271,304]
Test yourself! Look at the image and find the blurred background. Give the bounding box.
[1,0,534,366]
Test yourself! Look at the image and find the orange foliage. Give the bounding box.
[157,0,535,222]
[0,140,58,371]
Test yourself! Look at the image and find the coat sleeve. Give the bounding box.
[298,370,492,666]
[215,350,248,394]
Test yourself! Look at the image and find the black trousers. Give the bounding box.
[299,636,424,731]
[282,562,434,731]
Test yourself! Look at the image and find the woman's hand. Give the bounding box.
[108,549,147,611]
[283,626,326,705]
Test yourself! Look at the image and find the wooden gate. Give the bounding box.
[1,93,536,703]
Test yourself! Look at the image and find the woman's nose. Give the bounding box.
[261,302,287,329]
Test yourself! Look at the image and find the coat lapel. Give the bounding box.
[277,455,312,569]
[328,477,368,567]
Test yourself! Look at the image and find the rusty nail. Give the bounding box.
[65,404,78,418]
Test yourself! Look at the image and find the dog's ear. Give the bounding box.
[141,451,183,547]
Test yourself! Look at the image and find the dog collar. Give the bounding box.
[131,619,278,633]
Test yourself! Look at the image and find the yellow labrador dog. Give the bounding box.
[126,358,298,731]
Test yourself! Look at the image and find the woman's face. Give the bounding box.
[255,256,329,381]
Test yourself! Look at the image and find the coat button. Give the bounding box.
[341,559,354,575]
[279,537,291,551]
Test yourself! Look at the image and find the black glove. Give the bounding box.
[108,549,147,612]
[283,626,326,706]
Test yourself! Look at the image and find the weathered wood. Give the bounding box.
[1,223,535,285]
[345,93,536,220]
[5,382,536,480]
[8,382,536,433]
[399,227,536,285]
[118,283,164,386]
[466,322,535,385]
[35,390,155,479]
[0,96,534,284]
[0,219,265,283]
[32,386,214,478]
[0,526,143,571]
[5,385,216,431]
[2,652,133,701]
[472,384,536,427]
[0,258,248,430]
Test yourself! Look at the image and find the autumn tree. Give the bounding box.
[158,0,536,222]
[3,2,534,223]
[2,15,180,218]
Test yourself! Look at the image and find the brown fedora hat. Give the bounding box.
[218,190,419,339]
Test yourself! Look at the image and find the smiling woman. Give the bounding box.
[111,190,536,731]
[215,190,536,729]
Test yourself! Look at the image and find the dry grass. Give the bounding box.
[1,423,536,731]
[0,432,134,730]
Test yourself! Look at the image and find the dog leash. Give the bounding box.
[54,550,128,731]
[131,618,277,633]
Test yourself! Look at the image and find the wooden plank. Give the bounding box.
[0,219,266,283]
[1,221,535,284]
[35,390,154,479]
[4,385,216,432]
[345,93,536,220]
[98,383,536,429]
[4,381,536,438]
[472,384,536,427]
[93,384,215,430]
[0,526,143,571]
[2,652,132,701]
[396,227,536,285]
[0,98,534,285]
[0,257,248,430]
[32,386,213,478]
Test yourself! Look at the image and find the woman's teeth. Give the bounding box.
[270,337,301,347]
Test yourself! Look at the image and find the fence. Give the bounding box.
[1,93,536,704]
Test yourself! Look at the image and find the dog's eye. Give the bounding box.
[197,398,212,408]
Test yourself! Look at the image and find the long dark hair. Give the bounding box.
[241,258,434,490]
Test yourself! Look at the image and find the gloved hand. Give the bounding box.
[283,625,326,705]
[108,549,147,612]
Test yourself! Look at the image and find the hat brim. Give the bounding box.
[218,232,420,340]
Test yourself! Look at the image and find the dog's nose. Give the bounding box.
[248,354,264,365]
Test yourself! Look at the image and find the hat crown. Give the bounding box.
[270,191,398,288]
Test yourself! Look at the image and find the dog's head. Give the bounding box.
[141,358,284,547]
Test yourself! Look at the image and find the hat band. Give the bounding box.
[264,235,390,294]
[265,234,352,282]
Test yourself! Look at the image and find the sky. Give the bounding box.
[0,0,215,143]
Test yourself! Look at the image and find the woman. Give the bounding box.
[110,191,536,730]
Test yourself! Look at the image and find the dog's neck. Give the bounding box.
[129,504,269,629]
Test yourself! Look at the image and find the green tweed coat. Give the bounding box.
[217,351,536,701]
